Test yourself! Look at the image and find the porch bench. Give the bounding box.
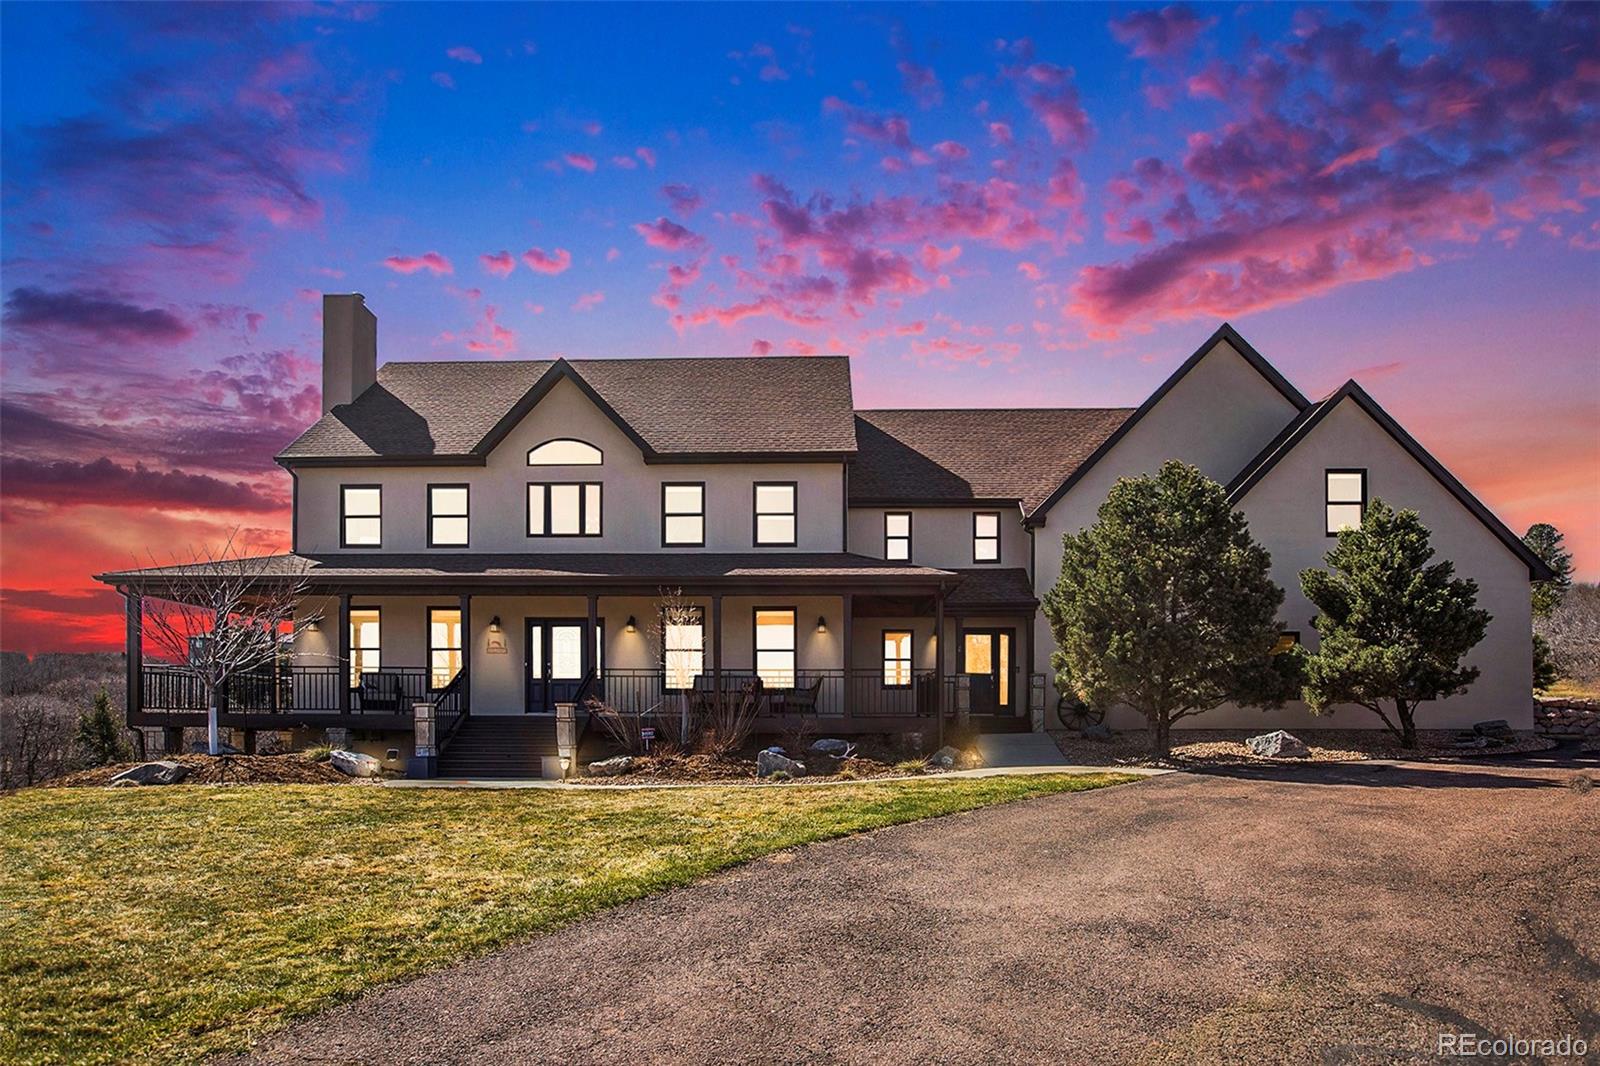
[354,672,406,712]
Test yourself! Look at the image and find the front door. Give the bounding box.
[962,628,1015,716]
[525,618,602,713]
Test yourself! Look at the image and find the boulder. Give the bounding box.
[1081,722,1113,741]
[1245,730,1310,759]
[328,749,382,778]
[809,738,852,757]
[928,745,963,770]
[756,750,806,778]
[1473,719,1514,739]
[108,760,189,786]
[587,755,635,777]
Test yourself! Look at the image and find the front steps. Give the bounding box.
[436,716,558,779]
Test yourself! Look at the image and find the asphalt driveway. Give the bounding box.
[239,763,1599,1065]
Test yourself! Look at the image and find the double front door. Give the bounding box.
[525,618,603,713]
[962,627,1015,717]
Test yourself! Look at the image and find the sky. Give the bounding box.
[1,1,1597,654]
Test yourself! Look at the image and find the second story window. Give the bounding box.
[973,512,1000,563]
[1325,469,1366,536]
[341,485,382,548]
[753,482,796,546]
[428,484,469,547]
[528,482,602,537]
[661,483,705,547]
[528,438,602,465]
[885,512,912,561]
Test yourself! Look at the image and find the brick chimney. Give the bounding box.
[322,293,377,414]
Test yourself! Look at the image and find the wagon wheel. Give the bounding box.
[1056,694,1104,731]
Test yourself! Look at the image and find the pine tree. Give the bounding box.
[1523,523,1574,618]
[74,688,131,767]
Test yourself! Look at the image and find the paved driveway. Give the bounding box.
[240,764,1599,1065]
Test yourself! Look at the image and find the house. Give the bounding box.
[96,294,1549,775]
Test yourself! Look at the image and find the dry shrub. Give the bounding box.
[697,681,761,757]
[1569,772,1595,795]
[587,698,655,755]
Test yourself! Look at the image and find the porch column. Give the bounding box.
[459,593,472,714]
[840,592,853,720]
[934,587,945,748]
[124,590,142,722]
[337,593,352,714]
[711,593,723,695]
[585,594,598,679]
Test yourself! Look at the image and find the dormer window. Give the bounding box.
[528,439,602,465]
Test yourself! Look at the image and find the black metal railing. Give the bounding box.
[140,664,467,718]
[590,668,956,720]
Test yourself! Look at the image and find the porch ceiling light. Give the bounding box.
[625,615,637,633]
[489,615,502,632]
[816,615,827,633]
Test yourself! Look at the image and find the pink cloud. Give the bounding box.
[431,71,456,91]
[898,59,943,108]
[446,45,483,64]
[1108,5,1216,59]
[563,152,597,172]
[571,291,605,312]
[750,339,774,355]
[580,120,603,137]
[932,140,970,161]
[521,247,572,274]
[662,184,703,215]
[821,97,914,150]
[382,251,453,276]
[636,146,657,168]
[1017,262,1043,281]
[633,217,706,251]
[480,251,516,277]
[988,122,1014,146]
[611,155,639,169]
[462,304,516,357]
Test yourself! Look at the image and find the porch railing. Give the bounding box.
[140,664,467,718]
[591,668,952,721]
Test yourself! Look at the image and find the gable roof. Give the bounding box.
[849,408,1133,513]
[1025,323,1310,524]
[277,356,858,465]
[1226,380,1554,581]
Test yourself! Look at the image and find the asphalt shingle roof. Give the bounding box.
[850,408,1134,515]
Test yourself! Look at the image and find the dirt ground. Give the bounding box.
[48,753,352,787]
[1051,727,1558,767]
[236,762,1598,1065]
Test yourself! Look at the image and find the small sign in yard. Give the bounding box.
[641,726,656,751]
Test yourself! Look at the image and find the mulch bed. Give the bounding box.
[49,754,353,788]
[1050,728,1559,768]
[574,738,927,784]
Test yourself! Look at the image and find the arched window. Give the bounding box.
[527,439,603,466]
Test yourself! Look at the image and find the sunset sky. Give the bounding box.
[2,2,1596,654]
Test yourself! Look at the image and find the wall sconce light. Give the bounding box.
[489,615,503,633]
[625,615,637,633]
[816,615,828,633]
[306,618,321,632]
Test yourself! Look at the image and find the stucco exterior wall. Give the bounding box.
[847,505,1031,572]
[1030,340,1304,723]
[294,377,847,554]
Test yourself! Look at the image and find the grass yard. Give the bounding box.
[0,773,1134,1064]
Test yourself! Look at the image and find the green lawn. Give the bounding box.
[0,773,1134,1064]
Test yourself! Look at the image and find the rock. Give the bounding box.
[328,749,382,778]
[809,738,852,757]
[757,750,806,778]
[108,760,189,786]
[1245,730,1310,759]
[1473,719,1514,738]
[928,745,962,770]
[188,740,242,755]
[763,745,788,755]
[1081,722,1113,740]
[587,755,635,777]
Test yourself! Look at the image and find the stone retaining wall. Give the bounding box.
[1533,698,1600,739]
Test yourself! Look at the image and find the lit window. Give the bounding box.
[973,512,1000,563]
[1272,631,1301,655]
[528,483,602,537]
[662,483,705,547]
[1326,470,1366,535]
[754,607,796,688]
[885,512,912,561]
[883,630,912,688]
[754,483,796,546]
[428,485,469,547]
[350,608,380,685]
[429,608,462,689]
[341,486,382,547]
[527,439,602,465]
[663,605,704,691]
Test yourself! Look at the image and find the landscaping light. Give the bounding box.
[625,615,637,633]
[816,615,827,633]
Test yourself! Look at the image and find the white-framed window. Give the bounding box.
[662,483,705,547]
[884,511,912,561]
[663,605,705,691]
[341,485,382,548]
[973,511,1000,563]
[429,607,462,689]
[1325,469,1366,536]
[528,482,602,537]
[428,484,469,547]
[754,607,796,688]
[754,482,796,546]
[527,439,603,465]
[883,630,913,688]
[350,607,381,685]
